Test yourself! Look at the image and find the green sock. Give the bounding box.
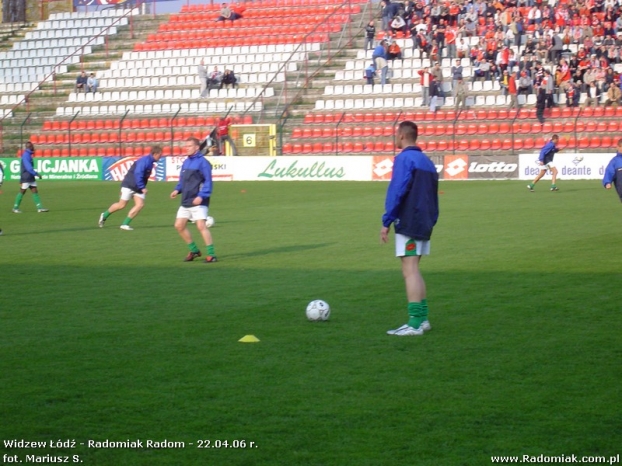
[14,192,23,209]
[103,210,111,220]
[32,193,42,208]
[407,302,425,330]
[206,244,216,257]
[188,242,200,253]
[421,298,429,322]
[122,217,132,226]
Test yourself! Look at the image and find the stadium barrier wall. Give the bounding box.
[0,154,610,182]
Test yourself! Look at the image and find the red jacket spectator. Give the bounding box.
[218,117,232,137]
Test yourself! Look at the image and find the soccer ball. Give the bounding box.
[306,300,330,321]
[205,216,215,228]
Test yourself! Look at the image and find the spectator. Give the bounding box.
[216,116,238,156]
[220,69,238,89]
[418,66,432,106]
[584,81,601,107]
[604,82,621,106]
[429,76,441,112]
[198,60,208,98]
[380,0,392,32]
[387,40,403,60]
[454,77,469,111]
[451,58,463,97]
[365,20,376,51]
[372,40,388,70]
[518,71,533,95]
[377,55,389,87]
[364,62,376,86]
[215,3,240,21]
[390,14,407,36]
[207,66,223,91]
[544,69,555,108]
[472,60,491,82]
[535,83,547,123]
[87,73,98,93]
[431,62,445,98]
[508,71,519,110]
[75,71,87,93]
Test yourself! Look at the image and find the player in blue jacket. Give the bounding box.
[381,121,439,336]
[13,142,49,213]
[528,135,560,192]
[98,146,163,230]
[602,138,622,202]
[170,137,217,263]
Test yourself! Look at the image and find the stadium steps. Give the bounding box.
[0,13,169,156]
[0,22,34,52]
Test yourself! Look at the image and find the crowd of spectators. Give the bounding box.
[363,0,622,113]
[197,61,238,98]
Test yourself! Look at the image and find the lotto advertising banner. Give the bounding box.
[102,157,166,182]
[519,153,611,180]
[165,156,373,182]
[372,155,444,180]
[0,157,102,181]
[443,155,518,180]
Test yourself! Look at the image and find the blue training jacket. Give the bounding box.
[121,153,156,192]
[382,146,439,241]
[539,141,558,165]
[20,149,40,183]
[175,151,213,208]
[602,152,622,201]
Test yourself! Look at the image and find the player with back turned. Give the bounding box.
[528,135,560,192]
[602,138,622,202]
[381,121,440,336]
[98,146,163,230]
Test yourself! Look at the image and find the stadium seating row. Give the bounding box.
[41,115,252,131]
[0,82,37,93]
[180,0,366,12]
[67,87,274,103]
[135,34,330,51]
[0,94,25,105]
[178,2,363,15]
[282,136,616,154]
[313,94,547,110]
[122,43,320,61]
[0,55,79,69]
[110,53,305,69]
[160,14,351,31]
[39,17,124,30]
[0,46,91,61]
[290,120,621,138]
[13,36,104,50]
[301,107,622,124]
[98,73,285,90]
[33,131,215,144]
[324,81,502,96]
[25,26,118,41]
[0,65,67,78]
[48,8,138,20]
[55,102,263,116]
[103,62,296,80]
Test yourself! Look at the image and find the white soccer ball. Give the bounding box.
[205,216,215,228]
[306,300,330,321]
[576,156,584,162]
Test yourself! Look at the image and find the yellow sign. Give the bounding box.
[243,134,256,148]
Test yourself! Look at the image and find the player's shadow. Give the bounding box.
[225,243,333,259]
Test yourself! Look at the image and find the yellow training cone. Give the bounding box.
[239,335,260,343]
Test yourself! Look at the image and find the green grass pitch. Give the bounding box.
[1,180,621,465]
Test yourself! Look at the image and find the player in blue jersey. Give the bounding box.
[528,135,560,192]
[170,137,217,263]
[603,139,622,202]
[12,142,49,213]
[381,121,440,336]
[98,146,163,230]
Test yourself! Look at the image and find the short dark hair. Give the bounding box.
[187,137,200,147]
[25,141,34,151]
[151,145,163,155]
[398,121,418,142]
[551,134,559,141]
